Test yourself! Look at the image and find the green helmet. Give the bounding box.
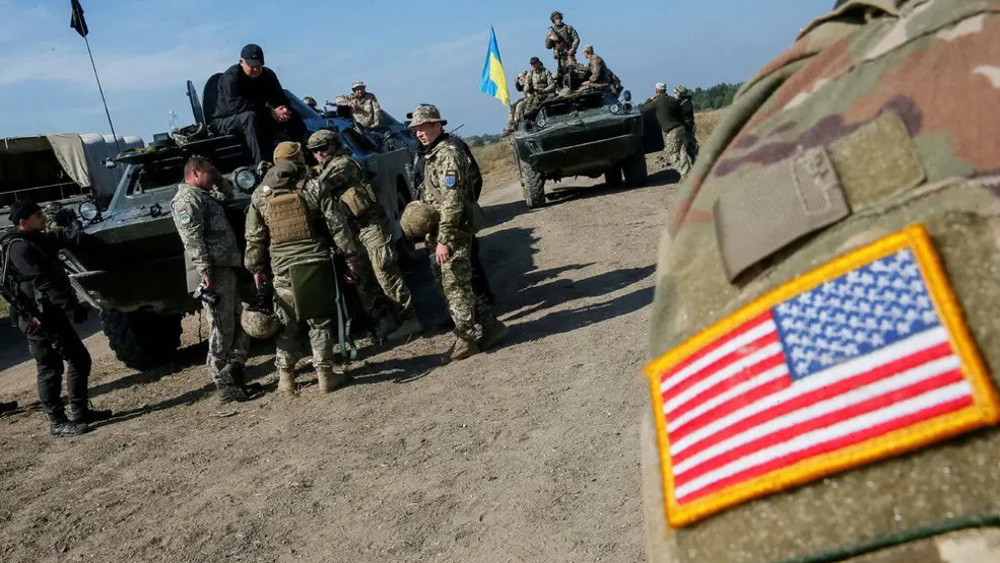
[550,10,563,22]
[241,305,279,340]
[306,129,342,151]
[400,201,440,239]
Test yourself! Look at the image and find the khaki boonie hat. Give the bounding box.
[408,105,448,128]
[273,141,303,164]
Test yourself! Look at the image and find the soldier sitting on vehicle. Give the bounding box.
[334,81,382,130]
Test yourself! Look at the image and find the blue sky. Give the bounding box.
[0,0,831,142]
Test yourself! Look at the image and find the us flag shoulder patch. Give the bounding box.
[645,225,1000,527]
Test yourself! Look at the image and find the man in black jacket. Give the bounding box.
[1,201,111,436]
[211,44,306,164]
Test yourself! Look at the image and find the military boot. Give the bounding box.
[445,336,480,363]
[227,362,263,395]
[277,369,298,395]
[48,412,90,437]
[387,312,423,342]
[478,318,509,351]
[215,382,249,405]
[316,366,349,394]
[68,403,114,424]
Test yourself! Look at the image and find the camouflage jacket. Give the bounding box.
[584,54,609,84]
[244,171,359,276]
[336,92,381,128]
[314,154,386,228]
[525,67,557,97]
[418,137,475,247]
[646,1,1000,562]
[545,23,580,56]
[170,183,242,279]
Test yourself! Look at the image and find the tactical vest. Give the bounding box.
[263,182,313,244]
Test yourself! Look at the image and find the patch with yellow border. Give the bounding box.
[644,224,1000,527]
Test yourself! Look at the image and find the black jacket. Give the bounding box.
[212,64,290,120]
[2,229,85,312]
[652,95,685,133]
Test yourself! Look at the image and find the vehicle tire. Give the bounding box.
[623,152,649,187]
[101,309,182,370]
[523,165,546,209]
[604,165,623,187]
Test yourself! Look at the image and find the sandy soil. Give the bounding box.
[0,155,681,563]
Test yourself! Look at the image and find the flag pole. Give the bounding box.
[82,35,120,152]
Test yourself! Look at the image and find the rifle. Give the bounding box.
[0,240,63,352]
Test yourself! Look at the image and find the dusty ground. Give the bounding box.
[0,153,681,563]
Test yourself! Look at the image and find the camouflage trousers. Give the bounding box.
[429,235,497,343]
[663,126,693,178]
[272,272,340,372]
[359,221,413,316]
[203,266,248,383]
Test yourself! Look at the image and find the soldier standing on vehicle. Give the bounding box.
[646,83,667,103]
[246,148,362,395]
[306,130,422,342]
[1,201,111,437]
[650,91,693,178]
[211,44,306,164]
[545,11,580,87]
[674,85,698,159]
[171,156,253,404]
[408,105,507,362]
[335,82,382,129]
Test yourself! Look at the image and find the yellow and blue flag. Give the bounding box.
[479,26,510,106]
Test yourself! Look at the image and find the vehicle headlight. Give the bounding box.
[78,200,99,221]
[234,167,258,192]
[535,115,547,128]
[609,104,621,114]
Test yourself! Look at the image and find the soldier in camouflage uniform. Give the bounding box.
[170,156,252,404]
[545,11,579,87]
[519,57,557,120]
[306,129,422,342]
[644,1,1000,562]
[334,81,382,129]
[648,89,693,178]
[674,85,699,160]
[408,105,507,362]
[245,146,363,395]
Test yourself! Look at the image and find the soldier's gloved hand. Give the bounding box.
[72,303,89,324]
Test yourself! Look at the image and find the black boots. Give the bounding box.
[68,404,113,424]
[48,412,90,437]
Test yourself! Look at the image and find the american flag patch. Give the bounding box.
[646,225,1000,527]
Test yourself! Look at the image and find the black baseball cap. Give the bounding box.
[240,44,264,67]
[530,56,541,65]
[8,200,41,223]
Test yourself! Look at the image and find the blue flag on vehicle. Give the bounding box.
[479,26,510,106]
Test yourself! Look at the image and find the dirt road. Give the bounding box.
[0,159,681,563]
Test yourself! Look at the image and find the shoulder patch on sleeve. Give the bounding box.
[444,170,458,188]
[175,207,193,225]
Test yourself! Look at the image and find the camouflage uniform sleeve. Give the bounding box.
[244,192,270,274]
[171,191,212,278]
[542,69,556,94]
[318,186,362,260]
[369,95,382,127]
[433,146,469,247]
[589,56,602,82]
[569,26,580,53]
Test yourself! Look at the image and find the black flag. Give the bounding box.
[70,0,88,38]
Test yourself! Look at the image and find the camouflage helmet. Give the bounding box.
[241,304,279,340]
[674,85,689,95]
[400,201,440,239]
[550,10,563,22]
[302,96,317,109]
[306,129,342,151]
[272,141,304,165]
[408,104,447,128]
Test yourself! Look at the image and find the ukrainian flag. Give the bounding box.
[479,26,510,106]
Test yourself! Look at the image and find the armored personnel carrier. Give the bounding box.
[510,87,662,208]
[3,75,417,369]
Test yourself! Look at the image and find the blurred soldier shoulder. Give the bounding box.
[643,1,1000,562]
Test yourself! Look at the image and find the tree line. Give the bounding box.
[688,82,743,111]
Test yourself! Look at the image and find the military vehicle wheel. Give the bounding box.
[622,152,648,187]
[523,165,546,209]
[604,165,623,187]
[101,310,183,370]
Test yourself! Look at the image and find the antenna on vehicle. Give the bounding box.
[448,124,465,134]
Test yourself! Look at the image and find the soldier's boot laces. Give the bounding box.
[48,413,90,438]
[446,337,480,363]
[387,313,423,342]
[478,318,509,351]
[68,403,114,424]
[317,366,349,394]
[277,369,298,396]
